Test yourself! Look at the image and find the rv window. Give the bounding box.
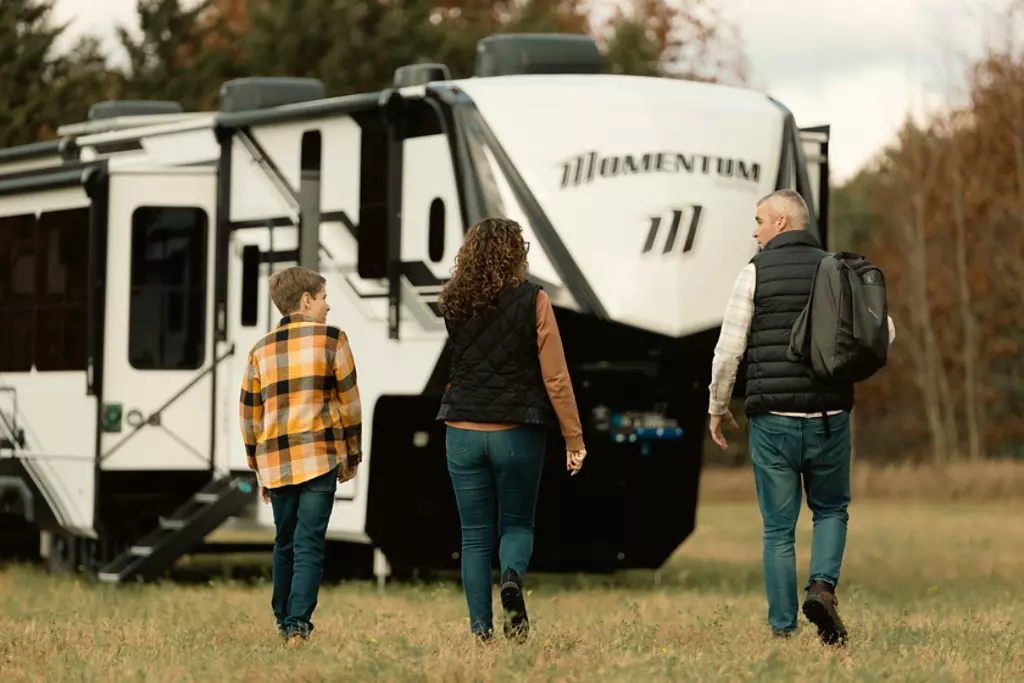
[128,206,209,370]
[0,213,38,372]
[299,130,322,269]
[428,197,445,263]
[240,244,260,327]
[34,208,90,371]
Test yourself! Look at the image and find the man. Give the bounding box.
[239,266,362,646]
[707,189,894,645]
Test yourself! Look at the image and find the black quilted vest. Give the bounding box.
[745,230,854,415]
[436,281,557,427]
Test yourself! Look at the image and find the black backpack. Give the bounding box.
[786,251,889,384]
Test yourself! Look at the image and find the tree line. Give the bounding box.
[831,1,1024,463]
[0,0,748,147]
[8,0,1019,463]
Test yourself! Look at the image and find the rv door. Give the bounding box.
[99,167,219,472]
[799,125,830,249]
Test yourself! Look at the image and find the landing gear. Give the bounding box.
[44,531,93,574]
[374,547,391,594]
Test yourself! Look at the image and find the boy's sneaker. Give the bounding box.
[802,579,848,646]
[500,568,529,643]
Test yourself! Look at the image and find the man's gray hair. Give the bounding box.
[757,189,809,230]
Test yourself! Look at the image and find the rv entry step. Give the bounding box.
[96,475,257,584]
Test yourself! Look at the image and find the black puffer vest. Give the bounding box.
[744,231,854,415]
[436,281,557,427]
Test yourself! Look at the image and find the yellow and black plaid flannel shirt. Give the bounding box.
[239,313,362,489]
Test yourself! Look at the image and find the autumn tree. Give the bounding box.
[600,0,747,83]
[848,23,1024,462]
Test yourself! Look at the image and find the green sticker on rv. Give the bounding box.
[102,404,123,433]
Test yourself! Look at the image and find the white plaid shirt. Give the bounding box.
[708,263,895,417]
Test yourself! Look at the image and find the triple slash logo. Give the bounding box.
[642,205,703,254]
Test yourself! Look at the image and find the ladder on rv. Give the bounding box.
[97,475,257,584]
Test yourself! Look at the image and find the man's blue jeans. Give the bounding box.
[445,425,546,635]
[269,464,337,638]
[749,411,852,635]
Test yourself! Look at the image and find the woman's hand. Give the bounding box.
[566,448,586,476]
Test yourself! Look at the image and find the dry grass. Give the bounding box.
[699,457,1024,503]
[3,496,1023,682]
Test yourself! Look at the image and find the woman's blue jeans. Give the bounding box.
[445,425,546,634]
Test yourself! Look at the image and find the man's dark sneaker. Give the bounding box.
[500,568,529,643]
[475,630,494,644]
[802,579,848,646]
[772,630,793,640]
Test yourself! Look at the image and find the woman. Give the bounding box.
[436,217,587,643]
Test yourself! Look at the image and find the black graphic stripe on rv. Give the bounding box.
[230,210,356,243]
[230,211,449,286]
[237,127,302,206]
[433,86,609,320]
[767,97,823,244]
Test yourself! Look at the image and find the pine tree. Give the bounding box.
[0,0,109,146]
[117,0,240,111]
[239,0,743,96]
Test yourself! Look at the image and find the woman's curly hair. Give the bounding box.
[437,217,529,320]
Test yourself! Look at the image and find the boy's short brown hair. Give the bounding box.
[268,266,326,315]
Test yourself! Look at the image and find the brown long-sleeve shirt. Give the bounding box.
[445,289,585,451]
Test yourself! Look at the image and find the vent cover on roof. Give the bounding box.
[88,100,184,120]
[218,77,326,113]
[394,63,451,88]
[474,33,603,78]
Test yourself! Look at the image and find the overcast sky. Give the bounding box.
[51,0,1017,183]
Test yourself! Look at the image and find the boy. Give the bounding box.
[239,266,362,645]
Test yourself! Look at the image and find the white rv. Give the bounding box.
[0,34,830,583]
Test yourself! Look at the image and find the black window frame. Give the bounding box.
[0,207,91,373]
[127,205,210,371]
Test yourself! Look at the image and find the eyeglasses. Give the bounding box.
[524,240,531,253]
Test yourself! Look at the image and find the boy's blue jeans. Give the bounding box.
[445,425,546,635]
[269,464,337,639]
[748,411,852,634]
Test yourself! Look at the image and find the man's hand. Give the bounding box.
[259,486,270,504]
[709,410,739,450]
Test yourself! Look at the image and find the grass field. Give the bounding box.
[2,466,1023,682]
